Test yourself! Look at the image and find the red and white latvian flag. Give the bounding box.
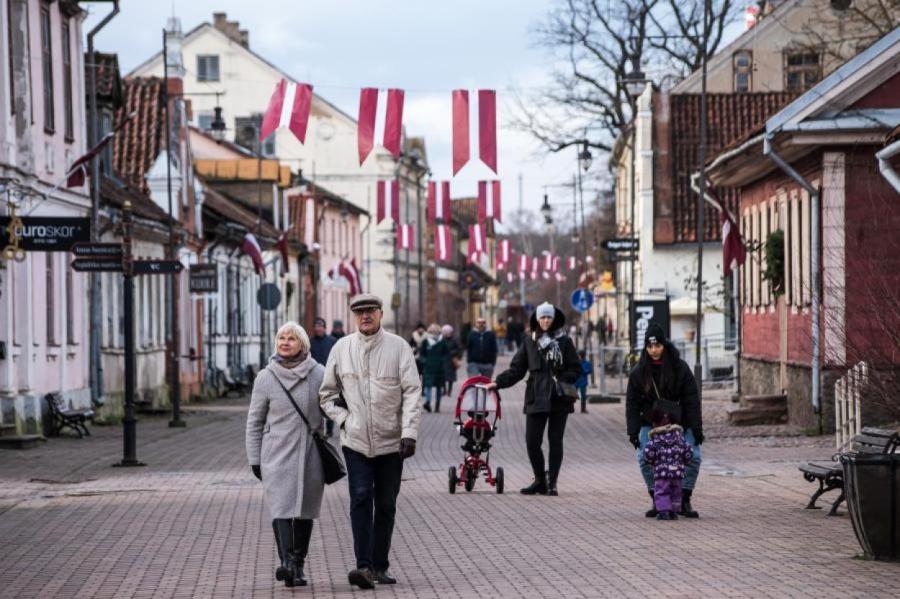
[518,254,529,273]
[552,256,560,273]
[496,239,511,269]
[567,256,577,271]
[427,181,451,225]
[452,89,498,175]
[434,224,453,263]
[260,79,313,144]
[397,224,415,250]
[66,112,135,187]
[274,231,290,275]
[358,88,404,164]
[477,180,501,223]
[240,233,265,276]
[555,272,566,282]
[468,224,486,262]
[543,253,555,272]
[376,180,400,224]
[339,259,362,295]
[303,195,316,248]
[722,210,746,276]
[530,256,540,280]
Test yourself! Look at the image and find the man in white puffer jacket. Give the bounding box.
[319,293,421,589]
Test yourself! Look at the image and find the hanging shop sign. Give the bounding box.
[0,216,90,251]
[601,238,639,252]
[189,264,218,294]
[630,299,671,352]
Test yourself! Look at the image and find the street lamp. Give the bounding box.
[541,193,553,225]
[624,68,648,98]
[209,106,227,141]
[578,140,593,173]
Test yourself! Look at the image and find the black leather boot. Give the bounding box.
[547,471,559,496]
[520,473,548,495]
[272,519,296,587]
[645,489,658,518]
[291,519,313,586]
[680,489,699,518]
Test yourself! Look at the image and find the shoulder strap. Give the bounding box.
[271,373,318,437]
[650,377,663,402]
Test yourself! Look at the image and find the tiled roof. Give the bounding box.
[451,197,495,236]
[86,52,122,105]
[201,183,280,243]
[100,176,172,224]
[113,77,165,192]
[669,92,795,242]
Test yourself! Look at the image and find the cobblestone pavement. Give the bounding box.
[1,356,897,598]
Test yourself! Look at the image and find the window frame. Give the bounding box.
[46,253,57,345]
[784,51,822,93]
[7,0,14,115]
[733,50,753,93]
[39,1,54,133]
[196,54,220,82]
[61,19,73,141]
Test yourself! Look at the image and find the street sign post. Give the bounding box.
[607,253,635,263]
[189,263,218,293]
[257,282,282,311]
[133,259,184,275]
[71,258,124,272]
[571,287,594,313]
[72,242,123,259]
[601,238,639,252]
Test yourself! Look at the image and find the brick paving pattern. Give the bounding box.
[1,356,897,598]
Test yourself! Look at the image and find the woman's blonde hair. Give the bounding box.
[273,321,311,355]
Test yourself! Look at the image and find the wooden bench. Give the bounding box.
[45,393,94,438]
[799,427,899,516]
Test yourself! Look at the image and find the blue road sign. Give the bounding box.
[571,288,594,313]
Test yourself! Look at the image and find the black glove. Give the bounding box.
[693,430,704,446]
[399,438,416,460]
[629,435,640,449]
[251,465,262,480]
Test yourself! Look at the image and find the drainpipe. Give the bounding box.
[763,135,821,424]
[86,0,120,408]
[876,138,900,194]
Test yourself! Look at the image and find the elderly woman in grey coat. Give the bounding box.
[246,321,325,588]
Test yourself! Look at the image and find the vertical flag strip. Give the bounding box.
[435,224,452,263]
[260,78,313,144]
[478,89,497,173]
[567,256,577,271]
[382,89,404,158]
[518,254,529,274]
[427,180,452,225]
[477,180,502,223]
[722,211,747,276]
[496,239,510,269]
[303,196,316,248]
[358,88,405,164]
[357,88,378,165]
[397,224,415,250]
[468,224,485,263]
[240,233,265,276]
[376,180,400,224]
[452,90,470,176]
[544,253,554,272]
[552,256,560,273]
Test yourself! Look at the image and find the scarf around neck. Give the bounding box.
[273,351,308,370]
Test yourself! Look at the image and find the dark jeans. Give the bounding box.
[525,411,569,483]
[342,447,403,571]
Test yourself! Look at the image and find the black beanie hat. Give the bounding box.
[644,322,667,347]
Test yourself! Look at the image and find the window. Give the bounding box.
[99,110,113,174]
[40,2,54,132]
[733,51,752,93]
[785,51,821,92]
[197,55,220,82]
[197,112,214,131]
[7,0,14,114]
[61,20,73,140]
[46,253,56,344]
[66,264,75,344]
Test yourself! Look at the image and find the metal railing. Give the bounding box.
[835,362,867,449]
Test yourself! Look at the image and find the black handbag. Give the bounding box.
[273,376,346,485]
[552,375,580,403]
[650,378,681,419]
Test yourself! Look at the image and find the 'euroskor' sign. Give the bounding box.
[1,216,90,251]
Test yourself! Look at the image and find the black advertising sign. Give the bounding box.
[631,299,671,352]
[71,242,123,259]
[189,264,218,293]
[601,238,639,252]
[71,258,124,273]
[133,259,185,275]
[257,282,282,310]
[1,216,90,251]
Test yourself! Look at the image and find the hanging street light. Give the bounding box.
[624,68,648,98]
[541,193,553,225]
[578,140,593,173]
[210,105,227,141]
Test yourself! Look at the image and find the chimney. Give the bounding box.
[212,12,249,48]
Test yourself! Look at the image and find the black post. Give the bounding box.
[694,0,710,397]
[115,202,145,467]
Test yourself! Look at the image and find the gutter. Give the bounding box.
[876,138,900,194]
[763,135,822,422]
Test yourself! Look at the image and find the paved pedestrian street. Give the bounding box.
[1,360,897,598]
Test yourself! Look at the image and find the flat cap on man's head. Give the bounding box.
[349,293,383,312]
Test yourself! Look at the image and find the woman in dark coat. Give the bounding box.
[441,324,462,400]
[626,321,703,518]
[487,302,581,496]
[419,323,449,412]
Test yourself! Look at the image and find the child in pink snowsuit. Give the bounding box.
[642,412,694,520]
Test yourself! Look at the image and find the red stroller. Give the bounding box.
[448,376,504,494]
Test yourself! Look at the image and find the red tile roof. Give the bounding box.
[669,92,795,242]
[101,176,172,223]
[86,52,122,105]
[113,77,165,192]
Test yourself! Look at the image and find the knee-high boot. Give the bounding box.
[272,519,296,587]
[290,519,313,586]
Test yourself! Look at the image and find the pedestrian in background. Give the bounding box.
[642,410,694,521]
[488,302,581,496]
[246,321,325,588]
[420,324,448,413]
[320,294,422,589]
[409,322,427,376]
[441,324,462,402]
[575,350,591,414]
[626,322,703,519]
[466,317,498,378]
[331,320,346,340]
[310,317,337,436]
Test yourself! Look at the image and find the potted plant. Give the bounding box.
[841,451,900,561]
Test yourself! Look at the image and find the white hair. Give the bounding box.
[273,321,310,355]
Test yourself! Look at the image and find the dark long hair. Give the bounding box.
[637,339,681,398]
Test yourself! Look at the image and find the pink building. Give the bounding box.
[0,0,91,444]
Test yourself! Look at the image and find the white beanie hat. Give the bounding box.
[536,302,555,319]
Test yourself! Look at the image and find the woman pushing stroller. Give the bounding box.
[486,302,581,496]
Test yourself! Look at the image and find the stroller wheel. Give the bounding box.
[495,467,504,494]
[464,468,476,492]
[448,467,458,494]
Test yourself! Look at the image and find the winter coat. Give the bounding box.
[419,336,448,387]
[444,336,462,383]
[310,333,335,366]
[625,345,702,440]
[245,357,326,520]
[493,306,581,414]
[642,424,694,480]
[319,327,422,457]
[466,329,498,364]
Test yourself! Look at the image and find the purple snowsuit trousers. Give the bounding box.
[653,478,683,513]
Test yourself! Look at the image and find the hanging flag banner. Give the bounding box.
[543,253,554,272]
[376,180,400,224]
[427,180,452,225]
[397,223,415,250]
[495,239,510,269]
[477,180,501,223]
[552,256,560,273]
[518,254,529,273]
[66,113,135,187]
[567,256,577,271]
[467,224,486,263]
[240,233,265,275]
[435,224,452,263]
[531,256,539,280]
[260,78,313,144]
[358,87,404,164]
[452,89,498,175]
[304,196,316,248]
[338,259,362,295]
[274,231,290,275]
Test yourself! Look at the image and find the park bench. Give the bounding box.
[799,427,899,516]
[44,393,94,438]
